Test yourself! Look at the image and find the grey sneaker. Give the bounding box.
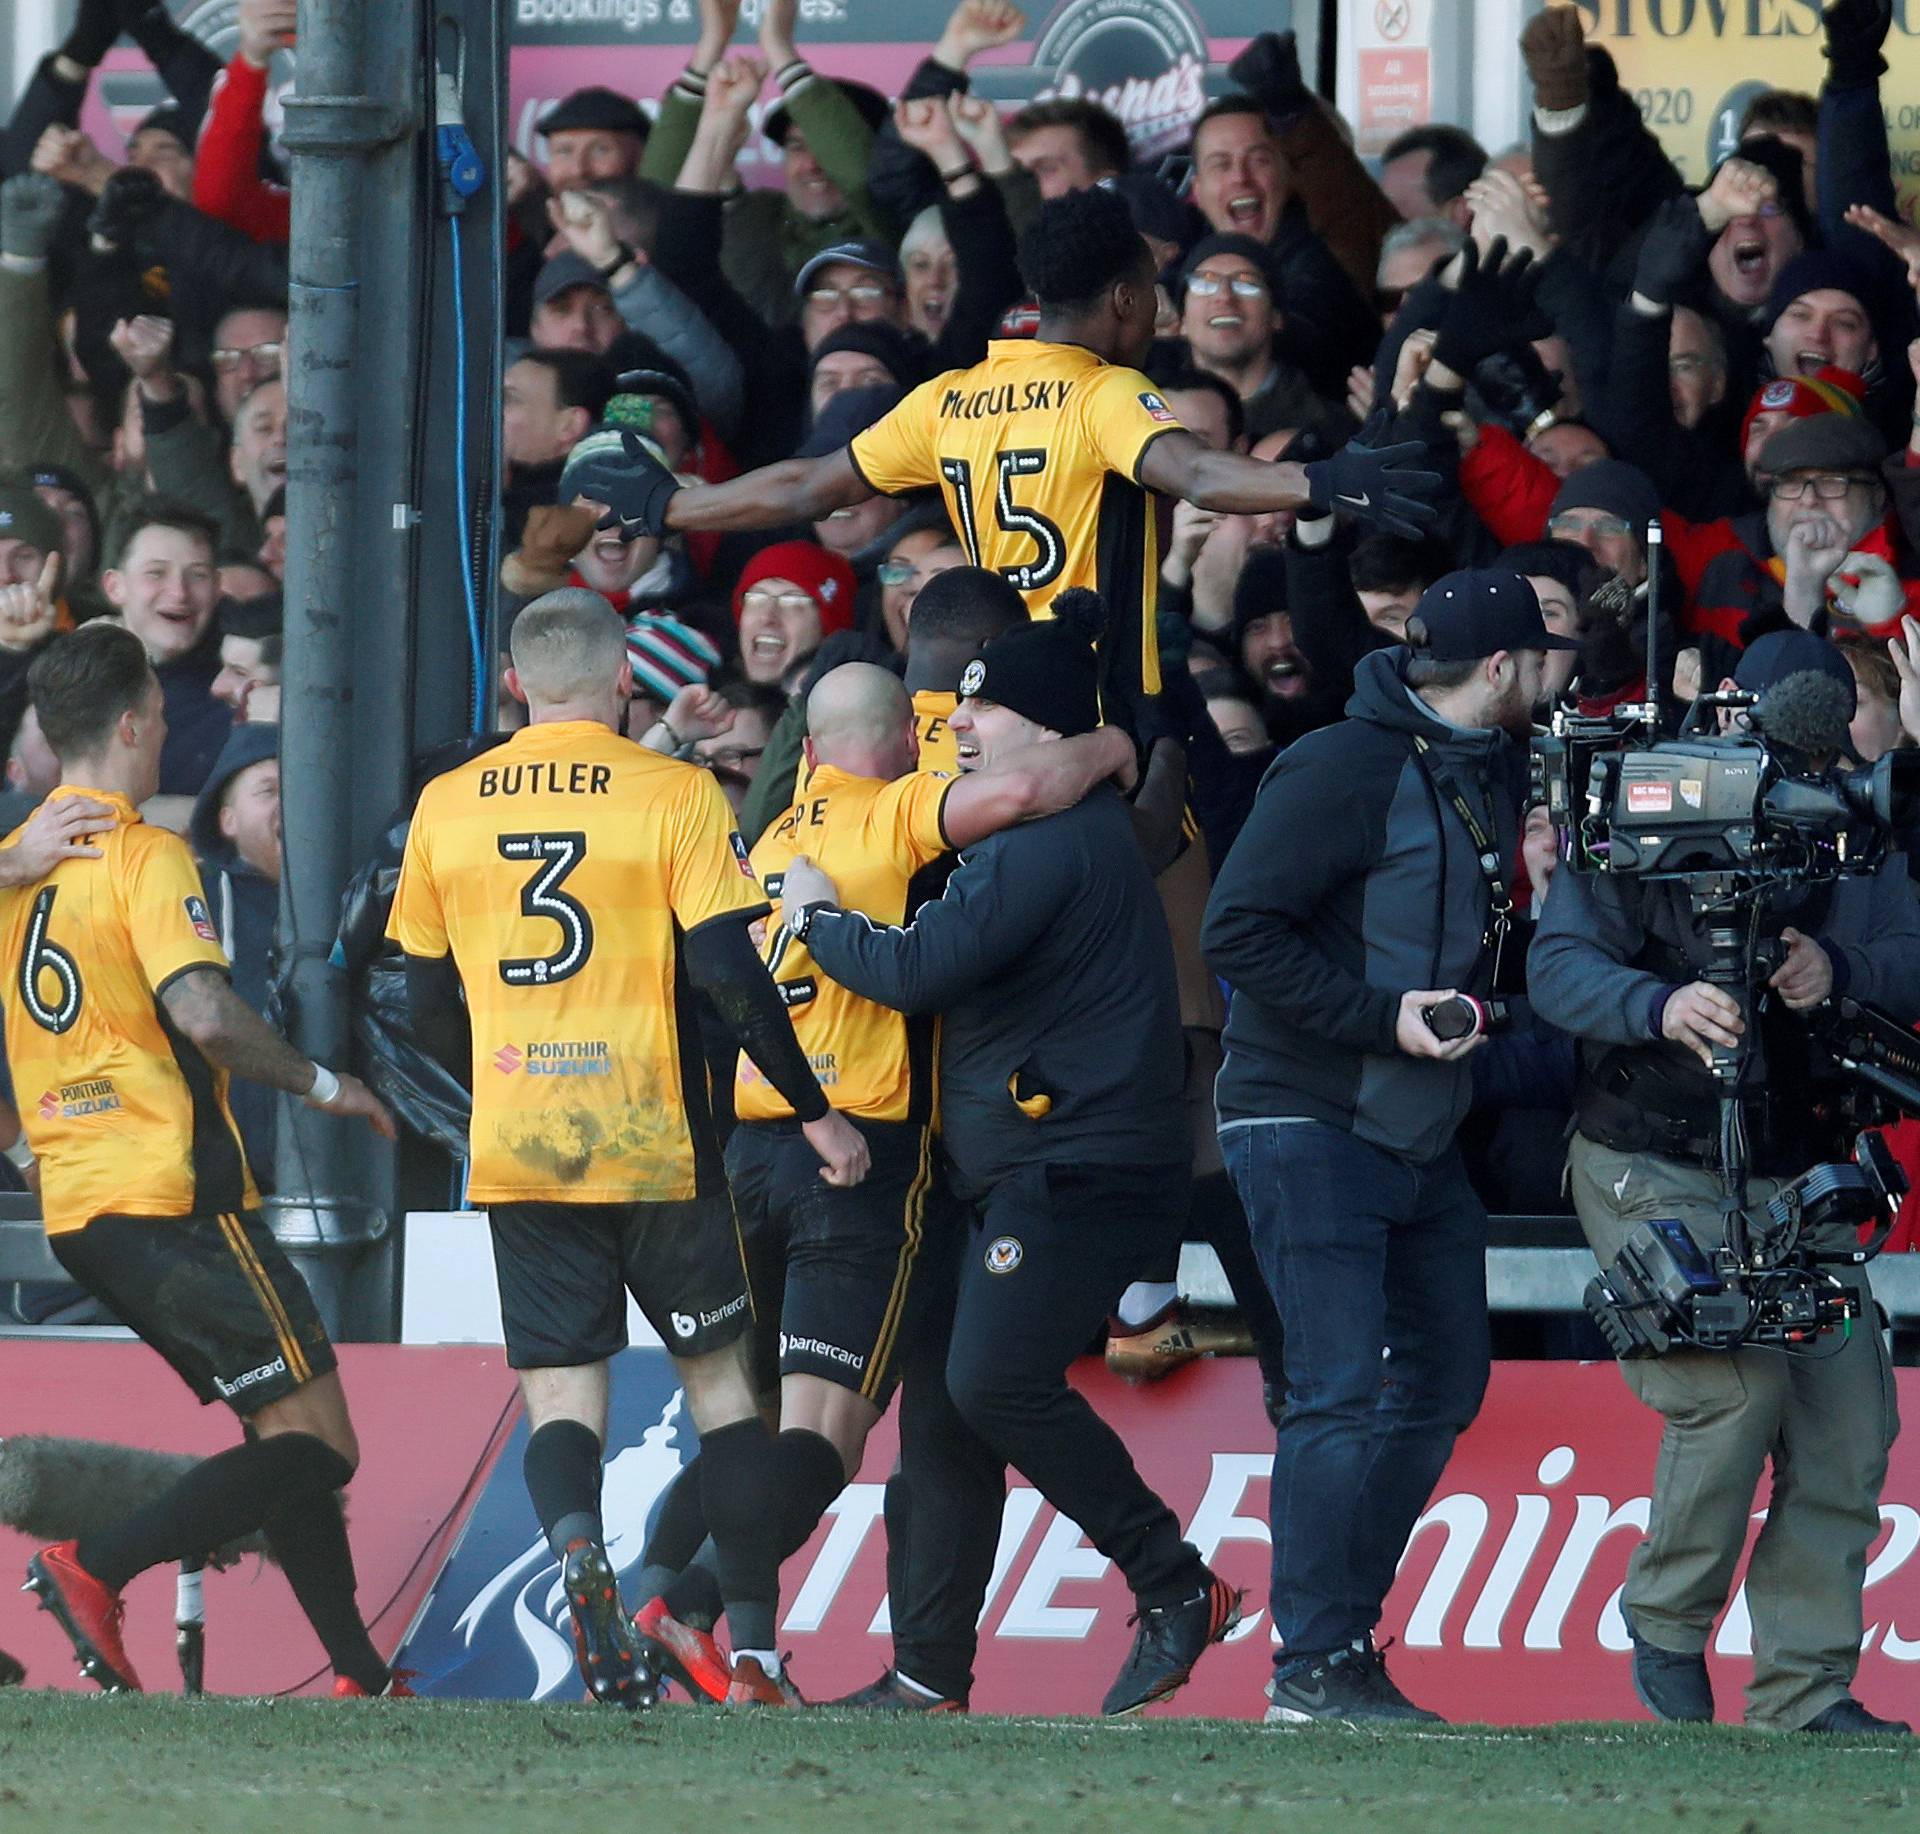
[1629,1629,1713,1724]
[1265,1638,1443,1725]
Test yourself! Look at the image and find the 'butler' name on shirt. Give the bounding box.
[478,762,614,798]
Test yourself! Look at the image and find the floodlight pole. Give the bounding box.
[273,0,415,1334]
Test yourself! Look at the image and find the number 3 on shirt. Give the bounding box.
[497,832,593,986]
[940,450,1065,593]
[16,887,82,1033]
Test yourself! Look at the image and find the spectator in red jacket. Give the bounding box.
[192,0,292,246]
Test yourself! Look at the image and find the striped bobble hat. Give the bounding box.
[1738,365,1865,456]
[624,613,720,702]
[560,424,672,506]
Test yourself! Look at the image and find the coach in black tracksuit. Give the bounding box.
[778,598,1238,1718]
[1203,570,1573,1725]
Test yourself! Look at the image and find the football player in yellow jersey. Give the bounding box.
[388,588,867,1709]
[682,659,1133,1703]
[2,624,404,1700]
[570,183,1440,733]
[900,567,1029,780]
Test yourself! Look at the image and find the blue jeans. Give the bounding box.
[1220,1119,1490,1666]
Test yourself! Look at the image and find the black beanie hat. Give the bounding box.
[959,589,1105,737]
[1548,459,1662,532]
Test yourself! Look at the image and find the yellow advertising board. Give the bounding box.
[1573,0,1920,214]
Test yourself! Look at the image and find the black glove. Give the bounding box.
[1823,0,1892,86]
[1470,345,1562,438]
[1430,236,1551,378]
[1302,422,1443,541]
[85,166,164,249]
[1226,32,1309,121]
[1630,193,1711,309]
[566,427,682,539]
[60,0,122,70]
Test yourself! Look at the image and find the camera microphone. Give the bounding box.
[0,1436,273,1563]
[1754,671,1854,763]
[1422,995,1507,1041]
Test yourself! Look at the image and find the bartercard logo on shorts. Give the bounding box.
[213,1356,287,1398]
[729,832,756,880]
[1138,391,1177,424]
[670,1311,696,1339]
[985,1235,1023,1275]
[959,660,986,697]
[184,895,218,943]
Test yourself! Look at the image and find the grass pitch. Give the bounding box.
[0,1694,1913,1833]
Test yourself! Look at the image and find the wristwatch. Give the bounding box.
[787,898,836,942]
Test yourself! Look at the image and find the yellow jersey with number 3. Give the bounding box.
[0,791,257,1236]
[849,340,1184,711]
[386,721,767,1204]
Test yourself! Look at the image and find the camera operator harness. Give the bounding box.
[1533,524,1920,1358]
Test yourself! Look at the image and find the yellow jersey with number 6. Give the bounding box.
[849,340,1184,714]
[386,721,767,1204]
[0,792,256,1236]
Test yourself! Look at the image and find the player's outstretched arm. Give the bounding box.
[568,427,873,539]
[939,724,1136,847]
[160,966,398,1137]
[1139,425,1442,540]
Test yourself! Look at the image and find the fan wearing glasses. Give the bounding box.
[1759,415,1911,638]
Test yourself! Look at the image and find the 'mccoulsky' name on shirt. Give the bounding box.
[939,379,1076,421]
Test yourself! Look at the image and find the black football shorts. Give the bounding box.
[52,1209,336,1415]
[725,1118,936,1405]
[488,1194,753,1369]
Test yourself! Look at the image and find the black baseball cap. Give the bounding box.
[537,87,651,141]
[532,251,612,311]
[1408,568,1580,662]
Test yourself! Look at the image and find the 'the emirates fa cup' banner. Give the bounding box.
[399,1353,1920,1722]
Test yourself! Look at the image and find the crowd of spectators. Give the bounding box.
[4,0,1920,1241]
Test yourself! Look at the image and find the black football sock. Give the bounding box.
[772,1428,847,1560]
[76,1432,335,1593]
[633,1452,707,1604]
[258,1439,387,1694]
[522,1419,604,1558]
[659,1547,723,1631]
[697,1417,780,1655]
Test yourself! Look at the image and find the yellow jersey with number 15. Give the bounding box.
[386,721,767,1205]
[850,340,1185,713]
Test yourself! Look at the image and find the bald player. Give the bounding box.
[635,660,1136,1706]
[389,587,868,1709]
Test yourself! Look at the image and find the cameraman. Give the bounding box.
[1204,569,1573,1723]
[1530,647,1920,1737]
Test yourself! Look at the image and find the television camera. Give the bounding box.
[1530,525,1920,1356]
